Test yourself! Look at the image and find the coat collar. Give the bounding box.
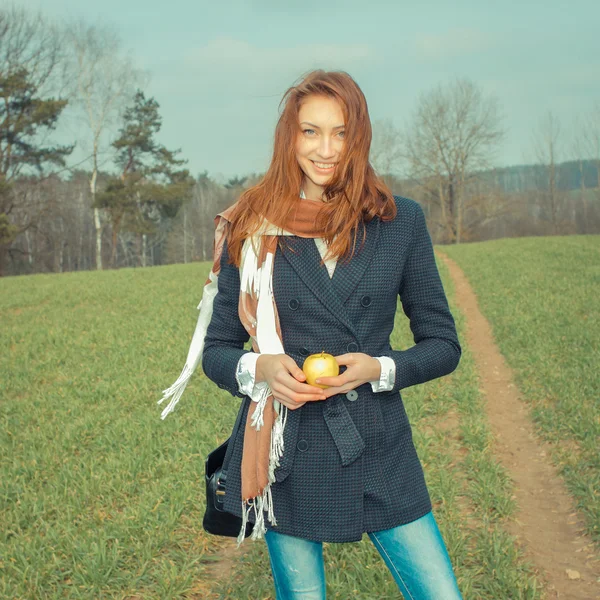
[279,216,380,339]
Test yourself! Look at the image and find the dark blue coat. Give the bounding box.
[202,195,461,542]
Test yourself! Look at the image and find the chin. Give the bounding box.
[300,164,336,195]
[309,168,334,182]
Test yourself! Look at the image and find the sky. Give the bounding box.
[15,0,600,181]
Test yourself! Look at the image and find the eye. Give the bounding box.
[303,128,316,136]
[337,131,345,139]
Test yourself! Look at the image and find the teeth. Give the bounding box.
[313,162,335,169]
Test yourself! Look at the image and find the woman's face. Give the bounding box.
[295,94,345,201]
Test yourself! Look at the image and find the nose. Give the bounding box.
[317,135,336,159]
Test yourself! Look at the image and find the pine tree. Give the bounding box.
[96,90,193,267]
[0,66,73,274]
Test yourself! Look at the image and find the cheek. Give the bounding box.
[295,137,308,159]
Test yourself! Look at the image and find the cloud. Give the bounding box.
[413,29,495,62]
[185,37,374,79]
[145,38,375,177]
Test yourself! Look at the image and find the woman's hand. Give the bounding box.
[316,353,381,398]
[256,354,327,411]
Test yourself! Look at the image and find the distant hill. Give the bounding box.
[483,159,599,194]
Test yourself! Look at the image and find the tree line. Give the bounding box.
[1,5,599,277]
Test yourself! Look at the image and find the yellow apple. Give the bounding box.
[302,351,339,389]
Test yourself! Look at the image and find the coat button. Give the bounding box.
[360,295,372,307]
[347,342,359,352]
[299,347,309,357]
[297,439,309,452]
[345,390,358,401]
[288,298,299,310]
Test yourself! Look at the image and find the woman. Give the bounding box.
[161,70,463,599]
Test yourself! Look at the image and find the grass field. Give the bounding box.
[1,234,597,598]
[441,235,599,546]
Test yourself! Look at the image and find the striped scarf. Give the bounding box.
[158,194,329,544]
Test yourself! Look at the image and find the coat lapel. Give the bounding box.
[330,217,380,305]
[279,217,380,338]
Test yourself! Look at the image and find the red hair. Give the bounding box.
[226,69,397,268]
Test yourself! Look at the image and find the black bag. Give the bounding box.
[203,402,254,538]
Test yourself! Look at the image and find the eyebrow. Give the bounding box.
[300,121,345,130]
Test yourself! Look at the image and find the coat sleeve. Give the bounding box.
[380,202,461,394]
[201,237,252,398]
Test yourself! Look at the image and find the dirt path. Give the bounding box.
[438,252,599,600]
[194,537,249,599]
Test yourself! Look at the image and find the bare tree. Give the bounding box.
[571,117,586,188]
[370,118,404,188]
[571,114,590,232]
[0,6,66,97]
[581,102,600,192]
[65,20,142,271]
[0,6,72,275]
[532,111,563,234]
[569,103,600,234]
[164,172,231,265]
[403,78,505,243]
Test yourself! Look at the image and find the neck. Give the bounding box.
[300,179,327,202]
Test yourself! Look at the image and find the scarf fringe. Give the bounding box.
[157,363,193,420]
[237,499,254,547]
[236,404,288,546]
[269,405,287,481]
[249,384,270,430]
[159,271,219,420]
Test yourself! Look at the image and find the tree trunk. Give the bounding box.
[456,188,462,244]
[0,244,7,277]
[91,147,103,270]
[111,217,121,268]
[59,241,65,273]
[448,178,457,242]
[25,229,33,265]
[183,207,188,263]
[142,233,147,267]
[94,207,102,269]
[437,176,448,243]
[549,159,558,234]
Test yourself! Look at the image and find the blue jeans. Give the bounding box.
[265,511,463,599]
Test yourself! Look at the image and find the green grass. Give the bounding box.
[2,264,236,599]
[2,235,596,598]
[441,235,599,545]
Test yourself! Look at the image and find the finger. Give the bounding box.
[281,356,308,383]
[321,386,350,399]
[321,385,350,399]
[291,390,327,402]
[276,396,306,411]
[314,374,348,387]
[279,394,321,408]
[271,381,326,402]
[321,379,361,398]
[272,387,309,406]
[270,358,323,395]
[282,374,327,396]
[331,353,354,365]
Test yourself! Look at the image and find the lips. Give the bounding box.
[311,160,336,173]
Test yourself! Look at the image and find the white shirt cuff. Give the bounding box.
[369,356,396,392]
[235,352,270,402]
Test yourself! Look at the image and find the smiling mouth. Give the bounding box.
[311,161,337,171]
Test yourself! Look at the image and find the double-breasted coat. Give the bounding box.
[201,195,461,543]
